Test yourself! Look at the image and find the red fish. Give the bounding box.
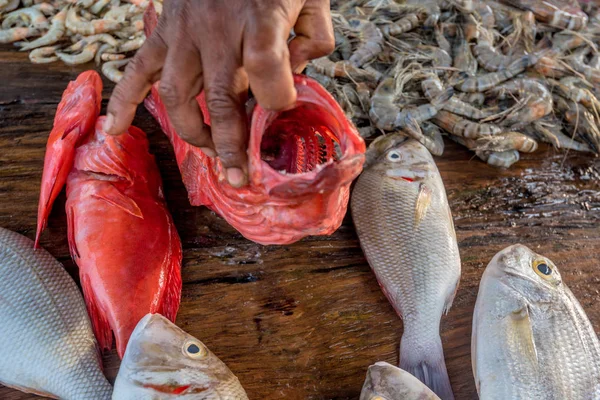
[143,5,366,245]
[35,71,182,358]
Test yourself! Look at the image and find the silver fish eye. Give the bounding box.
[386,150,402,162]
[183,340,207,359]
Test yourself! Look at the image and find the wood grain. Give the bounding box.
[1,47,599,400]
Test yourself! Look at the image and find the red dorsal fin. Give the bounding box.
[66,206,80,259]
[154,219,182,323]
[92,185,143,219]
[80,275,113,352]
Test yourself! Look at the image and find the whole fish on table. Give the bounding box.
[360,362,441,400]
[142,3,365,246]
[0,227,112,399]
[472,244,600,400]
[36,70,182,358]
[113,313,249,400]
[351,135,461,400]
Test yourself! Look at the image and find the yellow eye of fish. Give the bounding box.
[533,259,553,279]
[183,340,207,359]
[386,150,401,162]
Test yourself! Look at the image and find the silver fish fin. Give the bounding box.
[443,277,459,315]
[510,305,539,369]
[414,183,432,228]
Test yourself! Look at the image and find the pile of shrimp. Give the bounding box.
[0,0,161,82]
[310,0,600,167]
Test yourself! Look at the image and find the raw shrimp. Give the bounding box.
[94,42,116,64]
[66,33,118,52]
[420,121,445,155]
[118,34,144,52]
[2,6,48,29]
[472,132,538,152]
[19,7,67,51]
[473,28,520,72]
[554,94,600,153]
[550,77,600,114]
[305,65,336,89]
[0,0,19,13]
[89,0,111,14]
[453,26,478,75]
[474,1,495,29]
[382,12,424,36]
[477,149,520,168]
[432,110,503,138]
[419,44,452,74]
[487,78,553,127]
[455,54,536,92]
[56,42,100,65]
[349,21,384,67]
[29,45,59,63]
[422,74,492,119]
[370,76,454,136]
[0,26,40,43]
[567,47,600,84]
[501,0,588,30]
[101,58,130,82]
[66,5,121,35]
[334,30,352,60]
[528,119,592,152]
[434,23,451,55]
[311,57,381,83]
[534,55,569,78]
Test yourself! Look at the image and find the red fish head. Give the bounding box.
[249,75,366,198]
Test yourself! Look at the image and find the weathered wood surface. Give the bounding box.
[1,48,599,400]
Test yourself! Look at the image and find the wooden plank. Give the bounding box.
[0,48,599,399]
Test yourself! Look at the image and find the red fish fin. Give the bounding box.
[73,144,131,182]
[143,0,158,37]
[155,220,182,322]
[81,275,113,352]
[66,205,80,260]
[92,185,143,219]
[35,129,80,249]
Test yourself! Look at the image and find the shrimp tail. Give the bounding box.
[35,71,102,248]
[400,334,454,400]
[431,85,454,108]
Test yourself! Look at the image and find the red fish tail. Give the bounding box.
[35,71,102,248]
[81,274,113,353]
[155,221,183,323]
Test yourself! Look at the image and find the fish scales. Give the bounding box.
[351,138,460,400]
[473,245,600,399]
[0,227,111,399]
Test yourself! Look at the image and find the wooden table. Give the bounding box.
[1,49,599,400]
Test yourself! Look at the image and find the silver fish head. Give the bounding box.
[364,135,436,182]
[360,362,441,400]
[486,244,563,303]
[115,313,247,398]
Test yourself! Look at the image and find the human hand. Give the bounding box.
[104,0,334,188]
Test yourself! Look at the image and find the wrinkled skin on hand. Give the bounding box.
[105,0,335,188]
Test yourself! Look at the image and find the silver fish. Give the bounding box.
[113,313,249,399]
[351,136,461,400]
[0,227,111,399]
[360,361,441,400]
[472,244,600,400]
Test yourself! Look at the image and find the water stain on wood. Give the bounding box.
[0,48,599,400]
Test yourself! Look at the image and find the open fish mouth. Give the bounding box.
[259,102,343,175]
[135,381,209,395]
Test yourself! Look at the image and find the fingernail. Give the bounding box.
[200,147,217,158]
[226,168,246,188]
[103,113,114,133]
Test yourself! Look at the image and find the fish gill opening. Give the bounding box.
[260,103,343,174]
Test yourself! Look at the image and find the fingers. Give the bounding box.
[203,64,250,188]
[243,11,296,111]
[289,0,335,72]
[159,41,213,152]
[104,24,167,135]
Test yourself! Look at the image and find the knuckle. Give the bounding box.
[313,34,335,56]
[245,45,287,72]
[126,52,151,76]
[158,80,185,107]
[205,87,239,122]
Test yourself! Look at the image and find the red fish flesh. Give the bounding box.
[36,71,182,358]
[143,4,366,245]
